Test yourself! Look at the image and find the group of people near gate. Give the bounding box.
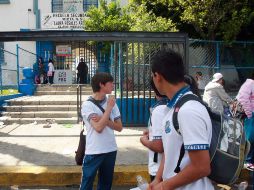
[34,57,55,85]
[34,57,88,85]
[79,49,254,190]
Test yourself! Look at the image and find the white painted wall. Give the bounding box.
[0,0,128,85]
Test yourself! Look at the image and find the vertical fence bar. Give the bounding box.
[142,42,146,124]
[137,42,140,124]
[125,42,129,125]
[0,58,2,94]
[131,42,134,124]
[118,42,123,113]
[77,85,80,123]
[16,44,20,89]
[216,42,220,72]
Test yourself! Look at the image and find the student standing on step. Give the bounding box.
[47,59,55,84]
[140,80,168,181]
[80,72,123,190]
[148,50,213,190]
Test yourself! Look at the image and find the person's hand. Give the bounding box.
[107,96,115,110]
[140,135,149,146]
[149,178,162,190]
[90,115,101,122]
[151,183,165,190]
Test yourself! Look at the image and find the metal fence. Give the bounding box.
[111,41,187,126]
[0,45,39,95]
[189,39,254,92]
[2,36,254,126]
[17,45,38,83]
[0,47,18,94]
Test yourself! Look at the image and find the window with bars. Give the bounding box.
[0,0,10,4]
[83,0,98,12]
[52,0,98,13]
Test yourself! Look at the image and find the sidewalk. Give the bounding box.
[0,123,149,187]
[0,123,252,188]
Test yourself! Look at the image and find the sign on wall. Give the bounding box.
[41,13,86,30]
[56,45,72,56]
[54,70,72,84]
[63,0,83,13]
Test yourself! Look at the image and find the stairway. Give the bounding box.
[0,84,92,125]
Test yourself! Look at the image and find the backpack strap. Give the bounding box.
[173,94,202,134]
[173,94,203,173]
[87,98,105,113]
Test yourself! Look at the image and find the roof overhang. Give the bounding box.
[0,30,188,42]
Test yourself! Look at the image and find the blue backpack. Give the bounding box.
[173,94,248,185]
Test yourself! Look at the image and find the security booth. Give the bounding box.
[0,31,188,126]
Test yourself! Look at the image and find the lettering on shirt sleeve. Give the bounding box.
[114,115,121,121]
[153,136,162,140]
[184,144,209,150]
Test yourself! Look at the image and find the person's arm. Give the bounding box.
[150,102,212,190]
[107,101,123,132]
[148,153,164,189]
[217,86,232,104]
[151,150,211,190]
[140,136,163,153]
[107,118,123,132]
[141,106,164,153]
[90,97,115,133]
[237,80,253,118]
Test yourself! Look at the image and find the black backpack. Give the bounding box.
[173,94,248,185]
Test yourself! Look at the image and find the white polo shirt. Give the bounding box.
[148,103,167,176]
[81,96,121,155]
[162,91,214,190]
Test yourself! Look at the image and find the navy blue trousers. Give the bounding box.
[80,151,117,190]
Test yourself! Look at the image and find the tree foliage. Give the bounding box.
[131,0,254,41]
[84,0,131,31]
[84,0,176,32]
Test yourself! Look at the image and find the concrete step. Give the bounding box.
[36,84,92,91]
[2,117,78,125]
[8,100,78,106]
[1,105,77,112]
[35,91,92,95]
[2,111,77,118]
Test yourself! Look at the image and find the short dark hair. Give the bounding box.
[184,74,201,99]
[150,79,167,98]
[151,50,185,84]
[91,72,114,92]
[196,71,202,76]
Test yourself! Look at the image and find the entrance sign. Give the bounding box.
[56,45,72,56]
[54,70,72,84]
[41,13,86,30]
[63,0,83,13]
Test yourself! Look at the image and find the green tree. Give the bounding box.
[131,0,253,41]
[128,3,176,32]
[84,0,176,32]
[84,0,131,31]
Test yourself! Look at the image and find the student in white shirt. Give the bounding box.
[47,59,55,84]
[80,72,123,190]
[140,80,168,181]
[148,50,213,190]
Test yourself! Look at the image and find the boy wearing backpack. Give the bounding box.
[80,72,123,190]
[148,50,214,190]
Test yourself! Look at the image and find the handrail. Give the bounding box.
[77,84,83,123]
